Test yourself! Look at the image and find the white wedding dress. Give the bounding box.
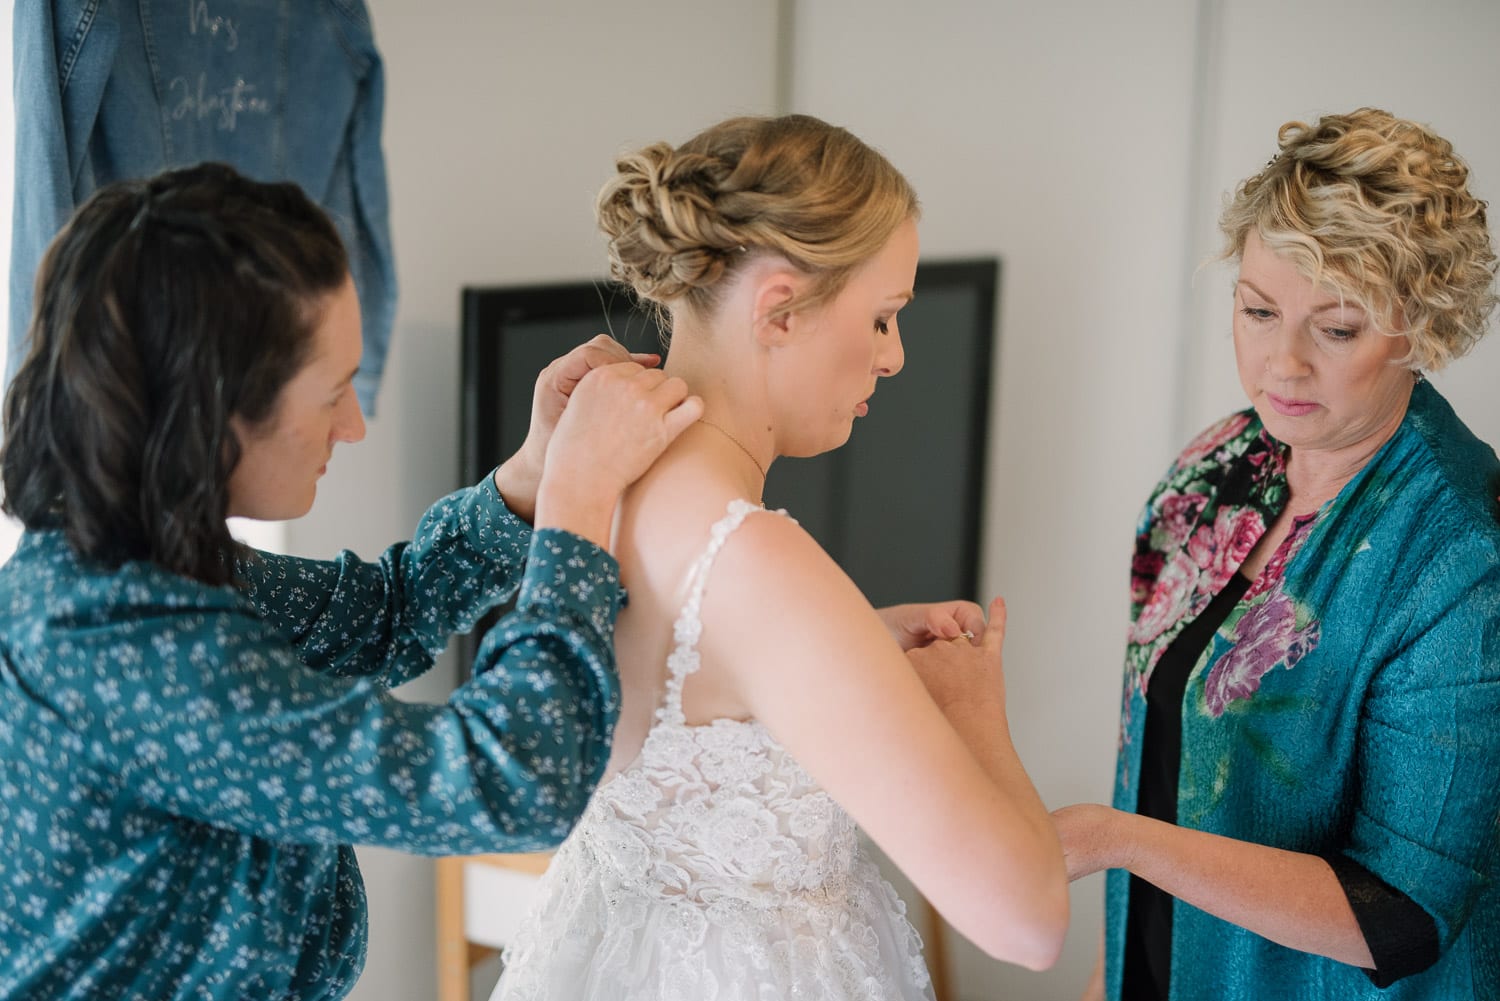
[490,500,935,1001]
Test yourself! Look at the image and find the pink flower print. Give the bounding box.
[1131,550,1200,646]
[1157,491,1209,548]
[1187,507,1264,594]
[1203,589,1320,716]
[1246,433,1288,473]
[1179,413,1253,467]
[1131,548,1165,607]
[1245,513,1317,601]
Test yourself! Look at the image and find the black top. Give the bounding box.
[1122,573,1249,1000]
[1121,574,1439,999]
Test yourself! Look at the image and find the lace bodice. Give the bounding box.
[577,500,862,910]
[492,500,933,1001]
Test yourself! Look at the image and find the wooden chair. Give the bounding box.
[434,852,551,1001]
[435,852,952,1001]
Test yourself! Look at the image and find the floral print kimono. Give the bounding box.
[1107,381,1500,1000]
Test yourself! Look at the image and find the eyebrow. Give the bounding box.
[1236,279,1362,316]
[889,290,915,306]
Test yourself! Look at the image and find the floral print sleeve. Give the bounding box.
[233,474,532,689]
[6,516,620,850]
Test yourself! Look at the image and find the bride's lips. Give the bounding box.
[855,401,869,417]
[1265,392,1319,417]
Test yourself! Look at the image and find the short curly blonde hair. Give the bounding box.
[1219,107,1497,371]
[597,114,918,329]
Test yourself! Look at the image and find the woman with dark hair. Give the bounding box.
[0,162,703,1000]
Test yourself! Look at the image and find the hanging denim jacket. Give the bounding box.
[10,0,397,413]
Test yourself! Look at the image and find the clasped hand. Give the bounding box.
[897,597,1009,718]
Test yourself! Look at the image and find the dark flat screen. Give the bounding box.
[459,259,998,672]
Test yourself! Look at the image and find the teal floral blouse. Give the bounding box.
[1108,382,1500,1000]
[0,475,623,1000]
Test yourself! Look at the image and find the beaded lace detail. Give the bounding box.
[492,499,934,1001]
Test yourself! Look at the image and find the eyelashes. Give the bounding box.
[1240,307,1360,346]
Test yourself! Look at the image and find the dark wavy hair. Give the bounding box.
[1,162,348,585]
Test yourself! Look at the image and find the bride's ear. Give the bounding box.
[750,270,806,347]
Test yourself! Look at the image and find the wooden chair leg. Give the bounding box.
[436,856,471,1001]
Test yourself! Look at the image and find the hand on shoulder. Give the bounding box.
[495,336,703,529]
[530,355,704,548]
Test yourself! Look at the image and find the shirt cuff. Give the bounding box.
[1323,851,1440,987]
[474,468,534,542]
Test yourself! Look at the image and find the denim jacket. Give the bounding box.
[10,0,397,413]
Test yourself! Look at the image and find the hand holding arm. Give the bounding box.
[1050,803,1374,968]
[1050,562,1500,980]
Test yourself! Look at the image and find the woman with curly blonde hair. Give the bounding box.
[1056,108,1500,1000]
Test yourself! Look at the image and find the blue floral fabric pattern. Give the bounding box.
[0,475,622,1000]
[1106,382,1500,1000]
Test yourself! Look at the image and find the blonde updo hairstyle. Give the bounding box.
[597,114,919,331]
[1219,107,1498,371]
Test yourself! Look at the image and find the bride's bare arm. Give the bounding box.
[697,514,1069,970]
[904,598,1056,853]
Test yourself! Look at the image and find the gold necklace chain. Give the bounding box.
[699,419,767,479]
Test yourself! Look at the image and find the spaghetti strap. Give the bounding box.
[656,499,793,726]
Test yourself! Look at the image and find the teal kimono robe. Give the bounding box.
[0,475,622,1000]
[1109,381,1500,999]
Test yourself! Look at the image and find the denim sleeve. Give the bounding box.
[325,0,396,414]
[233,473,531,689]
[8,0,119,388]
[57,526,621,853]
[346,32,396,414]
[1343,559,1500,964]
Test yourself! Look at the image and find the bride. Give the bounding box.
[490,113,1068,1000]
